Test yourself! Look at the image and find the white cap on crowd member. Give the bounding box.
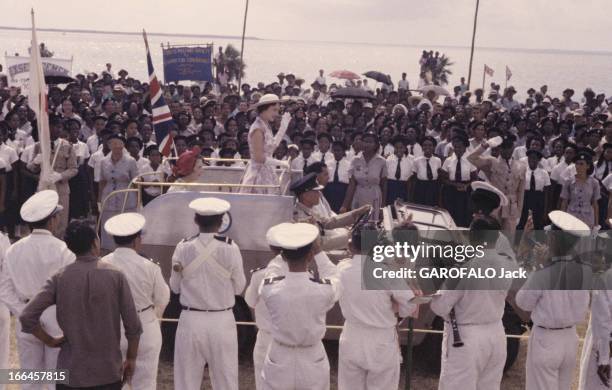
[104,213,146,237]
[270,222,319,250]
[547,210,590,237]
[20,190,63,223]
[266,223,294,247]
[189,197,231,216]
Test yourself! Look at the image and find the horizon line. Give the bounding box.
[1,25,611,57]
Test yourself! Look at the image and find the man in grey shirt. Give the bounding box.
[20,221,142,389]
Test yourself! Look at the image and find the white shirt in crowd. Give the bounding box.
[386,154,414,181]
[441,154,476,181]
[413,155,442,180]
[525,167,551,192]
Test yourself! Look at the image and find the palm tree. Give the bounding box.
[430,54,453,86]
[222,44,246,82]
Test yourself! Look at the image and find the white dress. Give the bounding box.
[240,117,279,194]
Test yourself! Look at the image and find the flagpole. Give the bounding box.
[466,0,480,90]
[237,0,249,96]
[482,64,486,91]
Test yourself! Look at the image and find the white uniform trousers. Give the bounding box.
[338,322,400,390]
[262,340,330,390]
[438,321,506,390]
[14,306,62,390]
[174,310,238,390]
[120,309,162,390]
[0,303,10,390]
[525,326,578,390]
[253,329,272,390]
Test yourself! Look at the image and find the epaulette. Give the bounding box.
[264,276,285,285]
[250,265,267,274]
[214,235,233,244]
[310,278,332,285]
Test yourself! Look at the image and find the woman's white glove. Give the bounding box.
[264,157,290,169]
[33,154,43,165]
[273,112,292,147]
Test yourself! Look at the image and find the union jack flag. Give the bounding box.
[484,64,494,77]
[144,31,174,156]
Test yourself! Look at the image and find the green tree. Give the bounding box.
[222,44,246,82]
[424,54,453,86]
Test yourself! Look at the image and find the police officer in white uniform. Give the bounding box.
[516,210,592,390]
[0,231,11,390]
[0,190,75,390]
[431,216,514,390]
[170,197,246,390]
[245,223,337,390]
[260,223,340,390]
[336,223,416,390]
[102,212,170,390]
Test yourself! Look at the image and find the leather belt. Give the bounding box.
[181,305,232,312]
[536,325,573,330]
[137,305,153,313]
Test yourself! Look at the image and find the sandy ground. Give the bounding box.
[6,318,588,390]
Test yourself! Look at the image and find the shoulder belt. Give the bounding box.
[310,278,332,285]
[250,265,267,274]
[214,235,233,245]
[182,239,231,279]
[264,276,285,285]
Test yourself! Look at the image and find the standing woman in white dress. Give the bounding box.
[240,94,290,194]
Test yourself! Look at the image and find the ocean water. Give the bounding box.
[1,29,611,99]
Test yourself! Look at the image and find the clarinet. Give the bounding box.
[449,309,464,347]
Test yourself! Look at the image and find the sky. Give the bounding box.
[3,0,611,52]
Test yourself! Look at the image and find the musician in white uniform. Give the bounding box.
[170,197,246,390]
[245,223,337,390]
[336,223,416,390]
[102,213,170,390]
[0,191,75,390]
[260,223,340,390]
[431,216,514,390]
[0,230,11,390]
[516,210,592,390]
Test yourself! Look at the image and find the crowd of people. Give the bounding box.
[0,58,612,389]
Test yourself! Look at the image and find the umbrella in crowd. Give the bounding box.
[44,75,75,85]
[329,70,361,80]
[418,85,451,96]
[331,87,375,100]
[363,71,392,85]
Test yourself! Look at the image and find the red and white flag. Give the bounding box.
[29,10,52,189]
[505,66,512,81]
[484,64,494,77]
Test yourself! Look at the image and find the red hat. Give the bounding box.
[173,147,201,177]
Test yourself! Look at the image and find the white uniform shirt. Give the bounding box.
[406,143,423,158]
[544,155,563,173]
[525,167,551,192]
[169,233,246,310]
[602,173,612,191]
[550,161,575,185]
[516,257,590,328]
[102,248,169,315]
[20,144,36,165]
[0,230,75,314]
[291,154,318,171]
[591,269,612,364]
[261,271,338,347]
[413,155,442,180]
[386,154,414,181]
[245,252,337,333]
[311,150,335,166]
[72,141,90,166]
[327,158,351,184]
[512,145,527,161]
[0,144,18,171]
[441,154,476,181]
[86,134,99,155]
[337,255,415,328]
[431,250,512,324]
[139,162,165,197]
